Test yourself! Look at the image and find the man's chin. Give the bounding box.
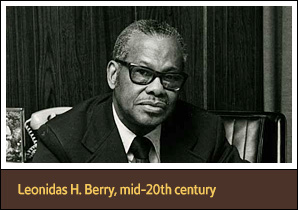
[131,107,171,128]
[135,115,166,128]
[141,104,166,115]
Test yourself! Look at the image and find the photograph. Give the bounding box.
[4,5,293,165]
[6,108,25,162]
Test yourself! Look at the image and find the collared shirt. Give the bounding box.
[112,103,161,163]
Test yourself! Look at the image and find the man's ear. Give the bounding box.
[107,60,119,90]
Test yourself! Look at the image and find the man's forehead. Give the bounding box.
[128,33,179,48]
[126,33,183,66]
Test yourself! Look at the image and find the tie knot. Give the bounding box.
[129,136,152,160]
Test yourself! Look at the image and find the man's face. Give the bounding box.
[111,33,184,134]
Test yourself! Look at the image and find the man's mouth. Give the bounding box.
[139,100,167,108]
[138,100,167,114]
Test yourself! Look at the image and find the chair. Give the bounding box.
[24,108,286,163]
[209,111,287,163]
[24,107,72,160]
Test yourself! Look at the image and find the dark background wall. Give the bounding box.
[6,6,292,162]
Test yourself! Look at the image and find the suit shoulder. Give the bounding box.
[48,93,111,125]
[175,100,220,124]
[173,100,222,141]
[38,93,112,141]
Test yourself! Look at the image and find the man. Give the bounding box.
[32,20,245,163]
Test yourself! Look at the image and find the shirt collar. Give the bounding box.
[112,103,161,157]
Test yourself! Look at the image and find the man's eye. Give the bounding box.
[137,69,151,76]
[165,75,174,80]
[164,74,180,81]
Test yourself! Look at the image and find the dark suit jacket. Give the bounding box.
[32,93,245,163]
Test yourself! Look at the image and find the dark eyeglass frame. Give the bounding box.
[115,59,188,91]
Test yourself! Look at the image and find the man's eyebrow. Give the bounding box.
[138,60,151,67]
[162,66,180,72]
[138,61,180,72]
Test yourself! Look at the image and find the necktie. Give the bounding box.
[129,136,153,163]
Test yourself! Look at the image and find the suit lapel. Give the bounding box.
[81,95,128,163]
[160,126,207,163]
[160,107,207,163]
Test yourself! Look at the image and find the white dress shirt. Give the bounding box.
[112,103,161,163]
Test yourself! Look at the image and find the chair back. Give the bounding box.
[24,107,72,160]
[210,111,286,163]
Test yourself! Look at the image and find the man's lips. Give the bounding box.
[138,100,167,109]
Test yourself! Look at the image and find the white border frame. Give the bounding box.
[2,1,297,169]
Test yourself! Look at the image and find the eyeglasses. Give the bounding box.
[115,59,188,91]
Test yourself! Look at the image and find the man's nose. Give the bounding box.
[145,77,166,96]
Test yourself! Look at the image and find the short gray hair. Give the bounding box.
[112,19,188,64]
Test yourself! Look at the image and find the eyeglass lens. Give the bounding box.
[130,66,185,90]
